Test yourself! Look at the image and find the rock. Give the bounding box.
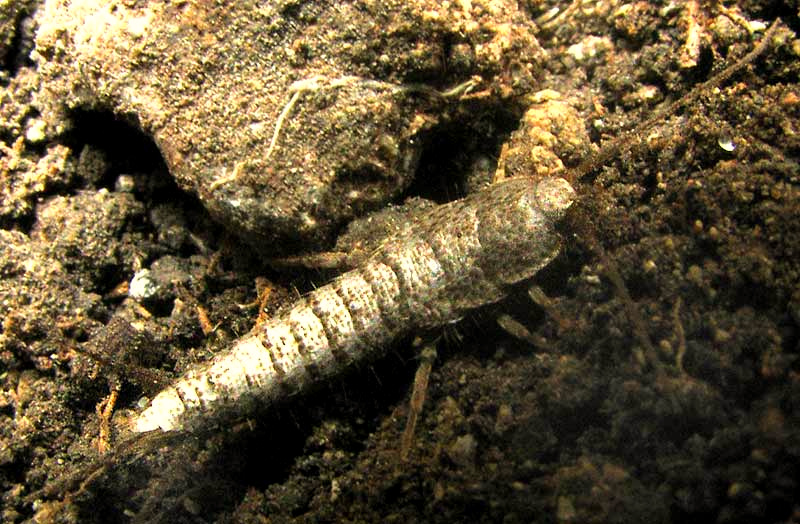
[128,255,198,313]
[33,0,545,254]
[30,189,145,289]
[495,90,590,181]
[447,433,477,468]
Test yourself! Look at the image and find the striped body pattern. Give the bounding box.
[134,177,575,432]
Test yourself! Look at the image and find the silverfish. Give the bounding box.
[134,176,575,432]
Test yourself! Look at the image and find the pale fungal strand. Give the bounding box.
[262,75,480,163]
[134,177,575,432]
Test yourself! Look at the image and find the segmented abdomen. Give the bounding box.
[134,176,574,432]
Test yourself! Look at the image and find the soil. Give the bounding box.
[1,1,799,524]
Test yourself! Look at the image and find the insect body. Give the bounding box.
[134,176,575,432]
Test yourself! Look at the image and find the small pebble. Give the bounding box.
[24,119,47,143]
[717,136,736,152]
[447,434,477,468]
[115,174,136,193]
[129,269,158,300]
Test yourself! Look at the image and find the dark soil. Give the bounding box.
[1,1,799,523]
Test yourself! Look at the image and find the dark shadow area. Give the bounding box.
[63,109,169,190]
[1,10,35,78]
[406,110,519,203]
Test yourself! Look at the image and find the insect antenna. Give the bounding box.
[559,20,781,371]
[565,18,781,188]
